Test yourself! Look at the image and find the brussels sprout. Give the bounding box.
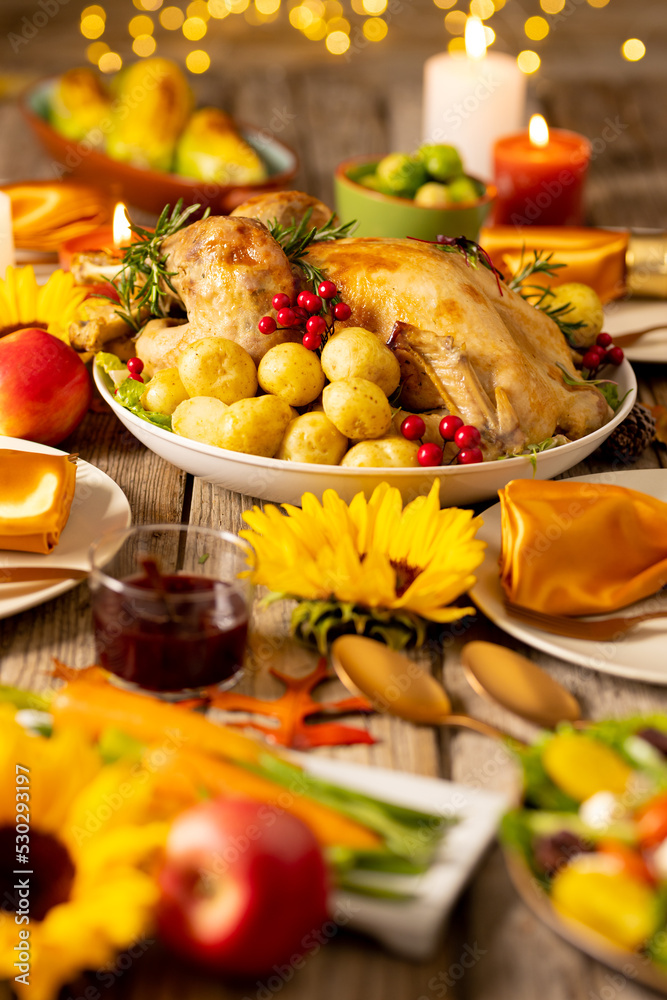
[445,176,481,204]
[417,144,464,182]
[358,172,390,194]
[414,182,450,208]
[375,153,428,199]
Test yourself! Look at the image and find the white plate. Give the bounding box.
[470,469,667,684]
[0,437,131,619]
[604,299,667,363]
[94,361,637,507]
[294,753,508,960]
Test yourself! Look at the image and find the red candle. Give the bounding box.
[492,116,591,227]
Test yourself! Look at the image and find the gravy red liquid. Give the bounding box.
[92,573,248,692]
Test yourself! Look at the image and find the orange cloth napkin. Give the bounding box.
[480,226,628,304]
[498,479,667,615]
[0,450,77,554]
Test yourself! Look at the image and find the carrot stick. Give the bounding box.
[177,751,382,851]
[51,678,272,767]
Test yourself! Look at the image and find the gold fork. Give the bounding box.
[503,599,667,641]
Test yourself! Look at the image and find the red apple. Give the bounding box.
[157,798,330,978]
[0,327,92,446]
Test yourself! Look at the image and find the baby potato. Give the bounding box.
[322,377,392,440]
[547,283,604,348]
[277,412,348,465]
[177,337,258,404]
[172,396,229,446]
[217,394,294,457]
[320,327,400,396]
[140,367,189,415]
[341,437,421,468]
[257,343,325,407]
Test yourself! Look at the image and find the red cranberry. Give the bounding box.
[457,447,483,464]
[439,415,464,441]
[127,356,144,375]
[454,425,481,449]
[306,315,326,336]
[417,443,443,467]
[318,280,337,300]
[596,332,612,348]
[400,415,426,440]
[606,346,624,365]
[302,331,322,351]
[276,307,297,328]
[258,316,277,335]
[272,293,291,311]
[333,302,352,321]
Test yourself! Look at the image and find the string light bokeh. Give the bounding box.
[79,0,647,71]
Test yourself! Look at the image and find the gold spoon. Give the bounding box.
[330,636,581,739]
[331,635,508,740]
[460,641,581,729]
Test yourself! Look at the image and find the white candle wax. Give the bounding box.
[422,51,526,183]
[0,192,15,279]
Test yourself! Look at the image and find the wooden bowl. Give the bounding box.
[20,77,299,216]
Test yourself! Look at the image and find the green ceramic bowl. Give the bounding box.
[334,156,495,241]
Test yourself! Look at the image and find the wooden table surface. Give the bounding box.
[2,60,667,1000]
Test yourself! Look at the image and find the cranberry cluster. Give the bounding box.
[400,413,483,467]
[580,333,624,375]
[257,281,351,352]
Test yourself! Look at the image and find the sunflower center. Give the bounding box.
[0,825,76,921]
[391,559,421,597]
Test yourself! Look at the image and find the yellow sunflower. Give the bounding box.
[240,481,486,650]
[0,706,168,1000]
[0,265,88,342]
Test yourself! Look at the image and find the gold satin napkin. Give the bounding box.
[498,479,667,615]
[0,451,77,554]
[480,226,628,304]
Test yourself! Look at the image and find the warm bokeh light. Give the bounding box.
[325,1,343,16]
[447,36,466,55]
[138,0,163,8]
[433,0,457,8]
[82,5,106,20]
[98,51,122,72]
[363,16,387,40]
[256,0,281,13]
[207,0,231,16]
[493,0,506,9]
[303,16,327,37]
[133,33,157,55]
[80,14,105,38]
[183,15,207,38]
[86,40,109,63]
[484,24,495,45]
[525,15,549,40]
[186,49,211,71]
[160,6,184,27]
[465,15,486,58]
[622,37,646,60]
[517,49,541,73]
[328,15,350,32]
[226,0,250,12]
[445,9,467,34]
[187,0,211,17]
[529,113,549,146]
[540,0,565,11]
[588,0,610,6]
[470,0,494,18]
[362,0,387,12]
[129,14,154,35]
[325,29,350,53]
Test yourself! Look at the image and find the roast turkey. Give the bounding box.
[134,195,611,458]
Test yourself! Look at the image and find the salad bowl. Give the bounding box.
[94,359,636,506]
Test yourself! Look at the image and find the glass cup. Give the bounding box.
[89,524,252,700]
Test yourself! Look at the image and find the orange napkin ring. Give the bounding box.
[0,450,77,554]
[498,478,667,616]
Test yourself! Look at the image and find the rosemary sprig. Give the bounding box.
[267,208,357,289]
[107,200,208,331]
[506,248,586,344]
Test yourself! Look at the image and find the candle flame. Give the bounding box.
[465,16,487,60]
[112,203,132,246]
[529,114,549,147]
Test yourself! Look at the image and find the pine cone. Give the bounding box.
[599,402,656,463]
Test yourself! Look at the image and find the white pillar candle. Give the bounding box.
[0,192,15,279]
[422,19,526,183]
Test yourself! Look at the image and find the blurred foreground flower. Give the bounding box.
[0,705,167,1000]
[0,265,88,342]
[241,481,485,651]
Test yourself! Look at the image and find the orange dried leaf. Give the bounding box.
[648,404,667,446]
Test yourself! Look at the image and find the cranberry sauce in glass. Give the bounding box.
[89,526,252,697]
